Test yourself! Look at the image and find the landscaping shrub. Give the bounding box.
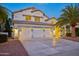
[75,28,79,37]
[0,33,8,43]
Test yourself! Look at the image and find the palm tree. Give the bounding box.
[0,5,9,31]
[56,4,79,38]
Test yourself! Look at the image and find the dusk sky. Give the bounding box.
[0,3,72,18]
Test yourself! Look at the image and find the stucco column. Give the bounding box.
[52,26,56,48]
[18,29,21,40]
[64,25,67,37]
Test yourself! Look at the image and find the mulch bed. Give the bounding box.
[0,39,29,56]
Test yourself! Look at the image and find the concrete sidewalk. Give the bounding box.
[20,38,79,56]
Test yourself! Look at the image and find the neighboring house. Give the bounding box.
[61,23,79,37]
[45,17,57,24]
[13,7,55,40]
[46,17,62,39]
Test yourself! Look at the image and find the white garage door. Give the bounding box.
[32,28,44,39]
[19,28,52,40]
[19,28,32,40]
[44,29,52,39]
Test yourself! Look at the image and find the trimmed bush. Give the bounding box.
[75,28,79,37]
[0,33,8,43]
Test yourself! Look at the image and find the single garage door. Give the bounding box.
[32,28,44,39]
[44,29,52,39]
[19,28,32,40]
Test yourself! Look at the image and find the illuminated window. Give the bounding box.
[35,17,40,22]
[25,15,31,21]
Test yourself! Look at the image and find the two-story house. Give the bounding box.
[13,7,54,40]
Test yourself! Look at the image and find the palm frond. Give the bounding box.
[58,4,79,26]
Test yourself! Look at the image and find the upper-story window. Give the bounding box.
[25,15,31,21]
[35,17,40,22]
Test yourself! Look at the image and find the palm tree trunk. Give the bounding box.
[71,26,76,39]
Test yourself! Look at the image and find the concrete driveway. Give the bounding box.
[19,38,79,56]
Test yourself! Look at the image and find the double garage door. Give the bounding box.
[19,28,52,40]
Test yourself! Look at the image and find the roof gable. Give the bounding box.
[14,7,36,13]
